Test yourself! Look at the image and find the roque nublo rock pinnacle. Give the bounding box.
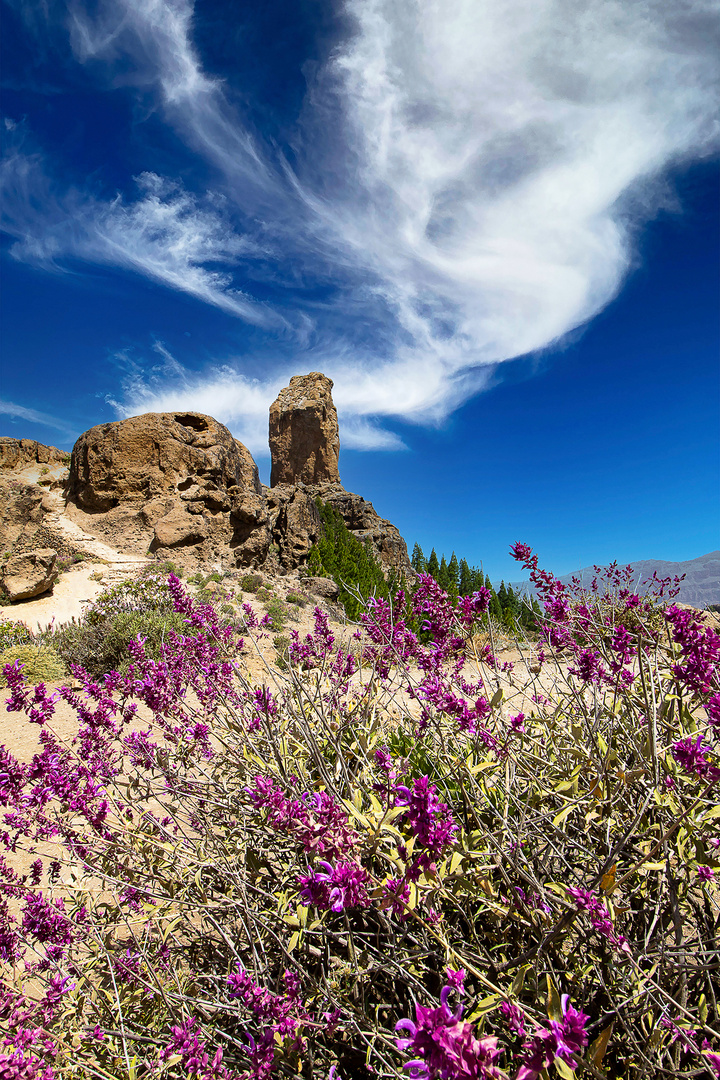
[269,372,340,487]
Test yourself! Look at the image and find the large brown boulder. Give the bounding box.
[2,548,58,601]
[68,412,259,511]
[269,373,340,487]
[64,412,266,567]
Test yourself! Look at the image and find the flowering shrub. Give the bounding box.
[0,620,34,653]
[47,573,192,677]
[1,552,719,1078]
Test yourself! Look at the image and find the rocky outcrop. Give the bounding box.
[309,483,412,576]
[2,373,410,580]
[2,548,58,601]
[68,412,259,511]
[64,412,266,568]
[0,439,67,471]
[265,486,323,570]
[269,373,340,487]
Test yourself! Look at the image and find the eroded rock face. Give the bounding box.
[68,412,259,511]
[64,412,265,567]
[266,485,323,569]
[0,438,66,471]
[269,373,340,487]
[2,548,58,601]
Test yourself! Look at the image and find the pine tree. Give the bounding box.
[447,552,460,593]
[438,556,451,591]
[306,499,395,620]
[411,542,427,572]
[427,549,440,580]
[458,559,473,596]
[497,581,509,612]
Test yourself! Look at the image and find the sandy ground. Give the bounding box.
[0,559,151,633]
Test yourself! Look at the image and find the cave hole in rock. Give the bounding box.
[174,414,209,431]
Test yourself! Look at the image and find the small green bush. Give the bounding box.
[263,596,287,630]
[285,591,307,608]
[141,559,184,579]
[0,643,66,686]
[48,573,188,677]
[50,610,188,677]
[239,573,264,593]
[273,632,290,669]
[0,619,34,652]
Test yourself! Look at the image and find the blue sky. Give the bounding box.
[1,0,718,581]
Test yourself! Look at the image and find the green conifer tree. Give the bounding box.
[427,549,440,580]
[411,542,427,572]
[458,559,473,596]
[447,552,460,593]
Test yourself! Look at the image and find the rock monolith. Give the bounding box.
[269,373,340,487]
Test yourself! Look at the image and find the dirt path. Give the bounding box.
[1,484,151,632]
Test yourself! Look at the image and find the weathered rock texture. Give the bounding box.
[2,375,411,581]
[0,440,72,562]
[61,413,269,568]
[269,373,340,487]
[2,549,58,601]
[68,412,259,511]
[0,438,67,471]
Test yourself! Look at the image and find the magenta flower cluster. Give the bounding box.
[516,995,589,1080]
[567,887,631,957]
[395,969,508,1079]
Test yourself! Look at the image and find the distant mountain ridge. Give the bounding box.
[506,551,720,610]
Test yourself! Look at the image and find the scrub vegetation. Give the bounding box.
[1,548,719,1079]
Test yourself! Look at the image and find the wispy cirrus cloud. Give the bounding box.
[0,149,280,326]
[2,0,719,449]
[0,398,76,437]
[107,342,407,456]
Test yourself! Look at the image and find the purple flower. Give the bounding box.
[21,894,73,947]
[698,865,715,881]
[499,1002,526,1038]
[671,736,720,782]
[298,860,370,912]
[517,996,588,1080]
[707,693,720,729]
[567,887,631,956]
[395,980,508,1079]
[395,776,457,864]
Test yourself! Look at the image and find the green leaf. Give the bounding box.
[552,805,574,829]
[546,974,562,1022]
[589,1023,614,1067]
[449,851,464,874]
[511,964,531,997]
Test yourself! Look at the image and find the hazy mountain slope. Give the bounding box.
[508,551,720,609]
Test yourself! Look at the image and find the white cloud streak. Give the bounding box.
[3,0,719,448]
[108,343,407,455]
[0,399,76,436]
